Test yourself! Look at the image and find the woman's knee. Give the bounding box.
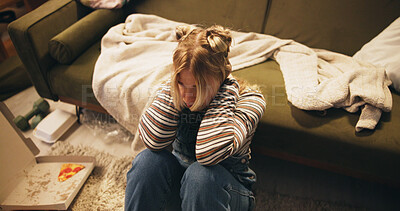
[133,149,172,165]
[181,162,226,190]
[127,149,181,181]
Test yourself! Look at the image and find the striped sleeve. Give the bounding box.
[196,78,266,166]
[138,82,179,150]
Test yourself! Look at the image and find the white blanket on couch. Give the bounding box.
[93,14,392,149]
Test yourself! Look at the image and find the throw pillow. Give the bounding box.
[49,9,125,64]
[353,17,400,92]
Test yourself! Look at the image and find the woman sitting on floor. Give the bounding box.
[124,24,266,211]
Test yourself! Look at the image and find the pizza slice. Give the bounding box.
[58,163,85,182]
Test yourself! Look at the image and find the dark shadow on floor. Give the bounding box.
[250,153,400,211]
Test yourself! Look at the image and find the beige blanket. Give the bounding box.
[93,14,392,151]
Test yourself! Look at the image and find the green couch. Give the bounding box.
[8,0,400,187]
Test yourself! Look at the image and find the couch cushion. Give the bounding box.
[263,0,400,55]
[48,41,101,105]
[232,60,400,183]
[132,0,269,33]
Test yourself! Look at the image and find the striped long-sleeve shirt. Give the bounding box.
[138,77,266,165]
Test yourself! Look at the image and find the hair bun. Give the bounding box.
[176,25,197,41]
[206,25,232,55]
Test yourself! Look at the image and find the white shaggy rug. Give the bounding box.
[49,141,363,211]
[50,141,134,211]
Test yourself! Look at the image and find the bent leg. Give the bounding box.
[181,162,255,211]
[125,149,184,211]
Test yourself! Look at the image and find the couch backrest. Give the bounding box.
[132,0,269,33]
[131,0,400,56]
[263,0,400,55]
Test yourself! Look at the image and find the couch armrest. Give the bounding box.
[7,0,92,100]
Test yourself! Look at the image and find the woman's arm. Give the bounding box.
[138,82,180,150]
[196,78,266,165]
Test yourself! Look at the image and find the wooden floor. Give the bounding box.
[1,38,17,58]
[0,34,16,62]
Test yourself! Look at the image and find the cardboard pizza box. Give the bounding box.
[0,102,95,210]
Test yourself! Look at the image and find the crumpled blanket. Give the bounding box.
[274,45,392,131]
[92,14,392,151]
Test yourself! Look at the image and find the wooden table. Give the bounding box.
[0,40,7,62]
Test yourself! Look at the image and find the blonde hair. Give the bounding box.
[172,25,232,111]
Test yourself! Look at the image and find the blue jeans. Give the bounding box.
[125,149,255,211]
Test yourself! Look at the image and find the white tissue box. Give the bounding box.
[33,109,77,143]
